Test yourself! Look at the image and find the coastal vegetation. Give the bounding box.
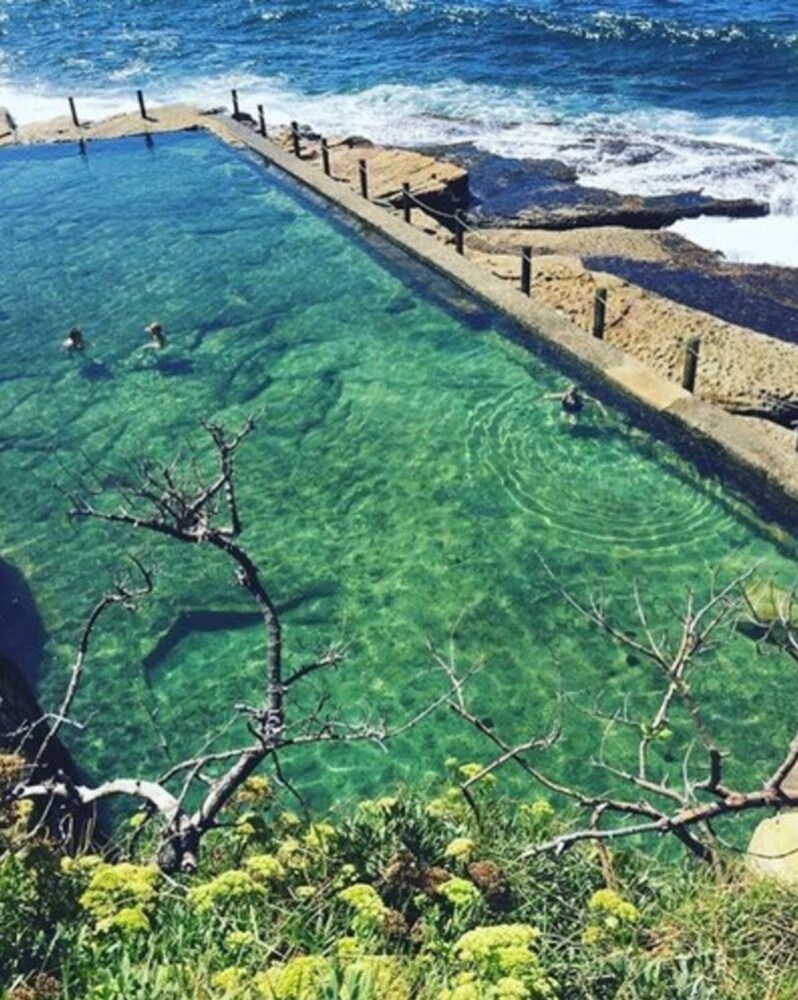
[5,762,798,999]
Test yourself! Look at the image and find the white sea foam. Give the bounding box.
[0,77,133,126]
[109,60,153,83]
[3,69,798,265]
[180,76,798,209]
[668,214,798,267]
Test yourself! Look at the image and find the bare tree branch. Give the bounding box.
[12,417,441,872]
[443,564,798,864]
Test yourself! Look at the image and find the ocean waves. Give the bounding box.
[2,68,796,214]
[1,0,797,263]
[510,7,797,49]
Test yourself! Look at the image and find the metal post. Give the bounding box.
[358,158,368,199]
[681,336,701,393]
[321,138,331,176]
[291,120,301,157]
[68,97,80,128]
[78,137,87,157]
[592,288,607,339]
[257,104,266,137]
[231,89,240,119]
[144,131,154,151]
[402,182,411,224]
[454,210,465,255]
[520,246,532,296]
[137,89,147,120]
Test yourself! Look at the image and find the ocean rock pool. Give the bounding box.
[1,130,797,810]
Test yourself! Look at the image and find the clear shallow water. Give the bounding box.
[1,131,798,808]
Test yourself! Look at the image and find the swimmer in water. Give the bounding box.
[144,322,166,350]
[561,384,584,418]
[544,384,606,424]
[63,326,85,351]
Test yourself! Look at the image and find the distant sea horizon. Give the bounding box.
[2,0,797,264]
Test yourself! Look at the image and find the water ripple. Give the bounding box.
[465,383,718,553]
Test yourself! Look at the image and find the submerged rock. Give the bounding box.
[0,655,77,777]
[0,653,95,849]
[0,558,47,687]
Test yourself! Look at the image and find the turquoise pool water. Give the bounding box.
[1,131,796,809]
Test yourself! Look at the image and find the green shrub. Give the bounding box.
[4,775,798,999]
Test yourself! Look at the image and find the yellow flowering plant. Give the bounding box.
[243,852,285,884]
[445,837,477,862]
[78,861,160,935]
[437,877,482,910]
[582,888,641,948]
[448,924,558,999]
[338,882,390,936]
[188,868,266,914]
[254,954,332,999]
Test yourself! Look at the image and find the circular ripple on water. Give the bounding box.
[464,383,724,556]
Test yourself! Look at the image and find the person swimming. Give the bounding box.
[561,385,584,416]
[63,326,85,351]
[144,322,166,349]
[543,384,606,423]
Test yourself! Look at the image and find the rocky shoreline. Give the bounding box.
[418,142,798,431]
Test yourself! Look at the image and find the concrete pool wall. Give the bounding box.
[3,103,797,532]
[217,117,798,534]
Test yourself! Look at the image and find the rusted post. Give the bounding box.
[137,89,147,120]
[231,89,240,119]
[321,138,331,176]
[682,336,701,393]
[291,120,301,157]
[520,246,532,296]
[68,97,80,128]
[257,104,266,137]
[592,288,607,339]
[358,158,368,199]
[402,182,411,223]
[454,210,465,255]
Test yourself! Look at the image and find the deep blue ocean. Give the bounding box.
[1,1,797,255]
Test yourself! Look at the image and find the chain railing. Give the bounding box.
[62,88,787,417]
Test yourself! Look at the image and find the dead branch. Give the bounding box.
[12,418,441,872]
[443,565,798,864]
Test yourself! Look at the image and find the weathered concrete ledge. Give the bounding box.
[3,104,798,526]
[217,119,798,527]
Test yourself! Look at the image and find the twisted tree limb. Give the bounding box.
[440,564,798,864]
[12,418,438,871]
